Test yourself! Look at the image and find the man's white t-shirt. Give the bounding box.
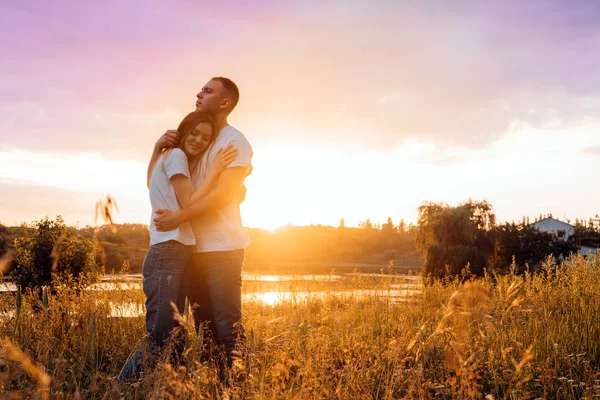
[191,125,253,253]
[148,148,195,246]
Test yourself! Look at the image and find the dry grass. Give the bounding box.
[1,254,600,399]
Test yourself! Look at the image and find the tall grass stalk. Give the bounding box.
[1,254,600,398]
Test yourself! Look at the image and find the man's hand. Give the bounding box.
[156,129,179,151]
[153,209,183,231]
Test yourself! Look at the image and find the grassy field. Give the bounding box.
[1,254,600,399]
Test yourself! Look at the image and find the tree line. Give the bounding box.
[1,202,599,290]
[0,216,421,290]
[417,200,599,279]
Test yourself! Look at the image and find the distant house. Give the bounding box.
[580,246,598,256]
[532,217,575,240]
[532,217,598,256]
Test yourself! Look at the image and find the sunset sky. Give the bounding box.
[1,1,600,230]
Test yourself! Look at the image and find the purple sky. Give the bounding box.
[2,0,600,153]
[1,0,600,227]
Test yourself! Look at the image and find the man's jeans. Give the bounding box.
[184,249,246,368]
[118,240,191,381]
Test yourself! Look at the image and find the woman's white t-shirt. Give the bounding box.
[148,148,195,246]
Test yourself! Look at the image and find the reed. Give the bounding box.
[0,254,599,398]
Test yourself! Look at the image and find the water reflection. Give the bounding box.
[90,282,141,291]
[1,272,407,293]
[250,291,281,306]
[1,272,422,319]
[0,309,15,322]
[1,289,422,319]
[243,274,294,282]
[104,287,421,317]
[242,274,343,282]
[109,301,144,318]
[346,272,420,281]
[0,282,16,292]
[244,288,421,307]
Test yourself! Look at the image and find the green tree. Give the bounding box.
[11,217,100,291]
[0,222,7,256]
[397,219,406,233]
[416,200,495,279]
[382,217,395,234]
[490,223,579,273]
[572,223,600,248]
[358,219,373,230]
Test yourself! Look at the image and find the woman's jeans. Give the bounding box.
[118,240,191,381]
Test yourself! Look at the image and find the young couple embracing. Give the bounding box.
[119,77,252,381]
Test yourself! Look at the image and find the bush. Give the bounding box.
[0,230,6,256]
[417,200,494,279]
[11,216,100,291]
[489,223,580,273]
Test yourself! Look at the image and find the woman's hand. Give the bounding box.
[210,144,238,174]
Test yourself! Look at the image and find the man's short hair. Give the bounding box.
[212,76,240,111]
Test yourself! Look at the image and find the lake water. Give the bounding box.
[1,272,421,318]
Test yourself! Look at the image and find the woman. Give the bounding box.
[119,111,237,381]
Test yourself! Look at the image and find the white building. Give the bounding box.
[580,246,598,256]
[532,217,575,240]
[533,217,599,256]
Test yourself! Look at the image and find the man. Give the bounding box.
[151,77,252,369]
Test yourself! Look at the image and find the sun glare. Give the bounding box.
[248,291,281,306]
